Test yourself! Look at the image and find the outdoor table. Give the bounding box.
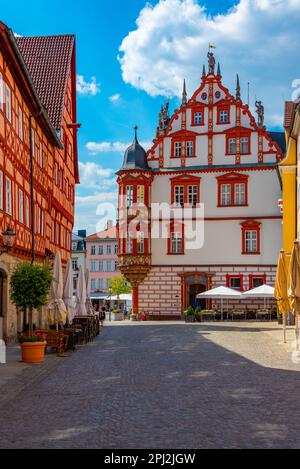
[73,315,95,342]
[256,309,271,321]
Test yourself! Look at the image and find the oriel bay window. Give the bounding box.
[137,185,145,204]
[137,231,145,254]
[126,185,133,207]
[241,220,261,255]
[217,173,248,207]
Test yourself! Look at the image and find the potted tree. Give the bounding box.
[107,277,132,321]
[184,306,195,323]
[10,262,51,363]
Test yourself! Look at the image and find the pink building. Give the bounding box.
[85,221,119,293]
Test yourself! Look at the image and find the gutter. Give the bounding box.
[6,28,63,149]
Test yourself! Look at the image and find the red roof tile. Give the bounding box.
[284,101,297,129]
[86,226,117,241]
[15,35,74,130]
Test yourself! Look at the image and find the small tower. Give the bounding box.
[236,74,241,101]
[201,64,206,80]
[182,79,187,106]
[217,62,221,76]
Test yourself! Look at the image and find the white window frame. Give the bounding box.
[245,230,258,253]
[188,185,198,206]
[91,279,96,290]
[6,177,12,215]
[221,184,231,206]
[5,85,11,122]
[137,185,145,204]
[126,234,133,254]
[39,140,43,167]
[137,231,144,254]
[25,195,30,227]
[240,137,249,154]
[194,112,202,125]
[90,261,96,272]
[0,171,3,210]
[174,186,184,207]
[186,141,194,157]
[31,129,35,158]
[18,106,23,140]
[0,73,3,111]
[106,260,112,272]
[228,138,236,154]
[219,110,229,123]
[174,141,182,157]
[19,189,24,224]
[126,185,133,207]
[234,183,246,206]
[171,231,182,254]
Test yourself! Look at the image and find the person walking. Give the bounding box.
[100,305,106,327]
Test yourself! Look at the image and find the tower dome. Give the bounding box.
[121,127,149,170]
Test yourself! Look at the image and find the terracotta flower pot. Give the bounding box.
[21,341,47,364]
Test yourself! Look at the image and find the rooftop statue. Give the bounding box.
[255,100,264,128]
[207,51,215,75]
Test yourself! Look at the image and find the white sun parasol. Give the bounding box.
[47,251,67,328]
[63,257,75,324]
[75,266,87,315]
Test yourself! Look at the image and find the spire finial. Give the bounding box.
[217,62,221,76]
[182,79,187,106]
[236,74,241,101]
[134,126,138,143]
[202,64,206,80]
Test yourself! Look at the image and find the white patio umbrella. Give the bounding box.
[63,258,75,324]
[242,284,274,308]
[197,286,242,320]
[47,251,67,329]
[75,266,87,315]
[85,268,95,315]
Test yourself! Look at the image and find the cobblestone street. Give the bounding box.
[1,322,300,449]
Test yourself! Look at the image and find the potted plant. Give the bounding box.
[194,306,202,322]
[184,306,195,323]
[111,308,123,321]
[10,262,51,364]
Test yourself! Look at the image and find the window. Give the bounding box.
[219,110,229,123]
[51,221,55,242]
[18,107,23,140]
[234,183,245,206]
[98,279,103,290]
[228,138,236,154]
[25,196,30,227]
[56,223,60,245]
[19,189,24,223]
[66,179,69,199]
[245,230,257,253]
[5,85,11,122]
[126,185,133,207]
[137,185,145,204]
[188,185,198,206]
[31,128,35,157]
[137,231,144,254]
[227,275,243,291]
[241,220,261,255]
[106,244,112,255]
[240,137,249,154]
[126,234,133,253]
[114,260,118,271]
[0,171,3,210]
[90,261,96,272]
[6,177,12,215]
[114,244,118,254]
[98,244,103,255]
[171,232,182,254]
[39,141,43,167]
[91,279,96,290]
[174,186,184,207]
[194,112,202,125]
[0,73,3,110]
[72,259,78,270]
[217,173,248,207]
[91,245,96,255]
[106,260,112,272]
[221,184,231,206]
[54,163,58,185]
[99,260,103,272]
[186,141,194,157]
[249,275,266,289]
[174,141,182,157]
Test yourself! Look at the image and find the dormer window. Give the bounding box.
[217,104,230,124]
[191,106,205,126]
[220,110,228,123]
[194,112,202,124]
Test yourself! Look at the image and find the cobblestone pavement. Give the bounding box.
[1,321,300,449]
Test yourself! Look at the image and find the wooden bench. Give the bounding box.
[36,330,68,354]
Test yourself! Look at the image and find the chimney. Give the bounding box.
[106,220,113,230]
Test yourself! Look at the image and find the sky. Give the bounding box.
[2,0,300,234]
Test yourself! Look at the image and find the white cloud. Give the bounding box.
[86,140,153,154]
[109,93,121,102]
[78,161,115,190]
[76,75,100,96]
[118,0,300,127]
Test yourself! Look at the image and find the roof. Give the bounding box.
[16,35,75,130]
[86,226,117,241]
[269,131,286,154]
[284,101,297,129]
[72,233,85,241]
[121,128,149,170]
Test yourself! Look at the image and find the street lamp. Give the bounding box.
[0,226,16,255]
[108,286,112,321]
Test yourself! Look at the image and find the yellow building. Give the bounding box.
[280,101,300,254]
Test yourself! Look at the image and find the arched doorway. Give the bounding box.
[179,272,213,312]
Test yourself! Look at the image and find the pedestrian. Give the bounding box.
[100,305,106,327]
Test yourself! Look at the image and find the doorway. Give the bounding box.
[189,284,206,309]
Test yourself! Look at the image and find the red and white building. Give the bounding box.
[117,55,284,318]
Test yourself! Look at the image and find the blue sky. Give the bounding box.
[2,0,300,233]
